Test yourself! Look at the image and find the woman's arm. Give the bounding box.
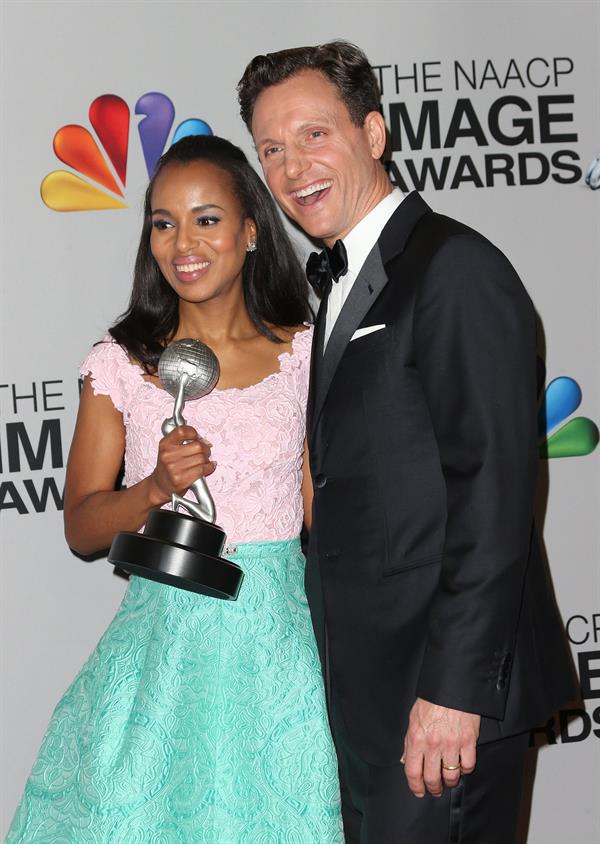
[64,377,213,555]
[301,438,314,531]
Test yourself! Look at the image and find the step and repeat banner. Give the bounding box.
[1,1,598,841]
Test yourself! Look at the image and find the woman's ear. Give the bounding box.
[245,219,257,252]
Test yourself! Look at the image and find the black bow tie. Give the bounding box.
[306,239,348,297]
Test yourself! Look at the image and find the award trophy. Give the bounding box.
[108,339,243,600]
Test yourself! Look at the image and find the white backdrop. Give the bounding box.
[1,1,598,841]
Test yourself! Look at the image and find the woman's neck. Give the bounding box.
[174,297,258,347]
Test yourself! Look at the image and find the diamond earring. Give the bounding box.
[246,240,257,253]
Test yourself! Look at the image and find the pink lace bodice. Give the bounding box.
[79,327,313,545]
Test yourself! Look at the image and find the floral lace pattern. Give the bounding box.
[7,326,344,843]
[78,328,313,546]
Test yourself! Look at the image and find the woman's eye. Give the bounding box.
[197,216,219,226]
[152,219,173,230]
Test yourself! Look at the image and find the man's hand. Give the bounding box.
[401,698,480,798]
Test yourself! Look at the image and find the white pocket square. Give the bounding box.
[350,324,386,341]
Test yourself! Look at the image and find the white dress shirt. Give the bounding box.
[324,188,404,349]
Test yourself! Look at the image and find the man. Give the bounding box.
[238,42,575,843]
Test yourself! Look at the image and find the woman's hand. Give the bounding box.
[148,425,216,506]
[64,378,215,556]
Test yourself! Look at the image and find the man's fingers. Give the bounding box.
[459,741,477,774]
[441,757,462,788]
[403,700,481,797]
[403,750,426,798]
[423,750,443,797]
[440,732,463,789]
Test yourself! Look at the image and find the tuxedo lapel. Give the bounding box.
[310,245,387,437]
[307,292,328,436]
[308,191,432,441]
[377,191,431,265]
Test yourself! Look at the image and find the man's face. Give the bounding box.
[251,70,387,245]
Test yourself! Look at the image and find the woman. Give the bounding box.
[8,135,343,842]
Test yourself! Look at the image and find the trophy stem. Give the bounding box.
[173,374,188,427]
[160,371,217,524]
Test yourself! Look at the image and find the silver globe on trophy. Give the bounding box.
[108,339,243,600]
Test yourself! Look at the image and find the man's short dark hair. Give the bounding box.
[238,40,381,130]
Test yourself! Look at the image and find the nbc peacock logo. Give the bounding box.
[539,377,599,459]
[40,93,212,212]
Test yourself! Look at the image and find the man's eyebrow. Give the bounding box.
[256,116,339,149]
[255,137,280,148]
[297,110,340,130]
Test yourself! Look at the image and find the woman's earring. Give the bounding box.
[246,240,257,253]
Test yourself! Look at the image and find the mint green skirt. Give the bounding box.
[8,539,343,843]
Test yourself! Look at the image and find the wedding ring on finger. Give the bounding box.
[442,763,460,771]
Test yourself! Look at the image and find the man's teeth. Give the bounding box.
[293,181,332,199]
[176,261,209,272]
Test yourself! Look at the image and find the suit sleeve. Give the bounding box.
[412,231,539,720]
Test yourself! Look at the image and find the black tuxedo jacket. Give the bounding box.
[305,192,575,766]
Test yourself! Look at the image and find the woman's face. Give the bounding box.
[150,161,256,305]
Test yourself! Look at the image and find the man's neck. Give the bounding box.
[323,170,393,247]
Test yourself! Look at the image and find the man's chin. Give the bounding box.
[278,200,331,239]
[286,212,338,243]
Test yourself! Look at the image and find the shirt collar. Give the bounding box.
[343,188,404,279]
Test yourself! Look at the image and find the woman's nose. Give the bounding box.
[175,223,195,252]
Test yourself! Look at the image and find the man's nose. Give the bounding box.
[284,145,309,180]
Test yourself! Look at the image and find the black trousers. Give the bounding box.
[332,705,529,844]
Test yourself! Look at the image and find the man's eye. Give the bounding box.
[310,130,324,139]
[264,146,282,157]
[152,219,172,230]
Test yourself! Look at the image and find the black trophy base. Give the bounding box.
[108,509,243,600]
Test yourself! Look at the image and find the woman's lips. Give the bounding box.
[173,258,210,282]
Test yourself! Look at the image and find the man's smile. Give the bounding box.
[290,180,333,206]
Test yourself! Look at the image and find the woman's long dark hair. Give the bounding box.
[110,135,310,373]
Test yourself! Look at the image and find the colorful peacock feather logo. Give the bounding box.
[41,93,212,212]
[539,377,599,459]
